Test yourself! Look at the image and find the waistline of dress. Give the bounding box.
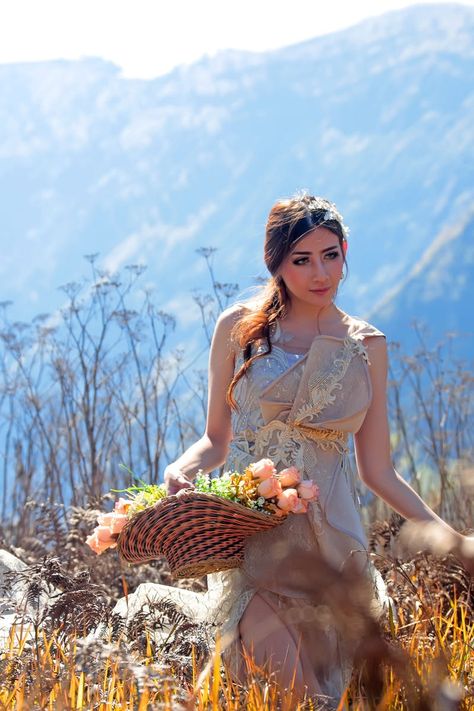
[232,420,349,457]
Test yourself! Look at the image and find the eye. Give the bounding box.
[324,251,340,260]
[292,256,309,265]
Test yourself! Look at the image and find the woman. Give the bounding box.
[162,193,472,705]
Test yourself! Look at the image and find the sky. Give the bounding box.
[1,0,473,79]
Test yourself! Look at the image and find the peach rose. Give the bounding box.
[290,498,309,514]
[267,503,287,518]
[257,477,283,499]
[276,488,299,512]
[115,497,132,515]
[248,458,276,481]
[95,525,116,542]
[86,528,117,555]
[297,480,320,501]
[97,512,115,526]
[85,532,103,554]
[108,512,129,535]
[278,466,302,487]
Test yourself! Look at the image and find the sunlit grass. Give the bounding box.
[378,594,473,709]
[1,585,472,710]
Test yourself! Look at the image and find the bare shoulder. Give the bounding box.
[213,303,252,357]
[339,311,386,340]
[215,303,250,337]
[216,302,250,327]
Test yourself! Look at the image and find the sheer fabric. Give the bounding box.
[122,316,391,708]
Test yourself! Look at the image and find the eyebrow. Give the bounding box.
[291,245,339,255]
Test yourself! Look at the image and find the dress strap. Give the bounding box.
[272,316,385,343]
[348,318,385,341]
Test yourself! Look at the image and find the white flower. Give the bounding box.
[301,196,350,239]
[322,206,350,239]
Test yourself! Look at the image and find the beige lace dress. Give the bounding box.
[122,316,390,707]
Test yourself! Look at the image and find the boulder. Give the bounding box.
[0,549,58,650]
[0,549,29,649]
[88,581,207,646]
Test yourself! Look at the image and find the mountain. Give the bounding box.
[369,209,474,356]
[0,3,473,357]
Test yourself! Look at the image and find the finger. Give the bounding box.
[177,476,195,489]
[168,479,194,495]
[460,536,474,558]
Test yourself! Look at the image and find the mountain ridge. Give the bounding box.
[0,3,472,358]
[370,207,474,353]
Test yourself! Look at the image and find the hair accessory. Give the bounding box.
[313,201,350,239]
[294,194,350,241]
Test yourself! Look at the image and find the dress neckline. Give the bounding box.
[270,319,359,354]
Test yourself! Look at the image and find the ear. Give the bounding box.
[342,240,348,255]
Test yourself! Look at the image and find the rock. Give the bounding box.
[0,549,59,650]
[0,549,28,614]
[0,549,30,649]
[86,580,216,653]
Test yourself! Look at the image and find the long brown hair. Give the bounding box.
[226,192,348,410]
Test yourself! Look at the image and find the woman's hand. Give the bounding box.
[455,535,474,576]
[164,464,195,495]
[399,521,474,577]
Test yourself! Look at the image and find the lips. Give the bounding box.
[309,287,331,294]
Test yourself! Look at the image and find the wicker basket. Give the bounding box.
[116,489,286,578]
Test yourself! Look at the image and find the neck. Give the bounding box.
[284,300,340,333]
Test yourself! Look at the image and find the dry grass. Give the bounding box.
[0,586,472,710]
[1,517,473,710]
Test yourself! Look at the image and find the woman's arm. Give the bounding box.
[354,336,472,565]
[164,305,242,493]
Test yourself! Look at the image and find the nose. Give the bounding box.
[311,258,329,282]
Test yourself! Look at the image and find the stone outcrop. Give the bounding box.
[0,549,58,649]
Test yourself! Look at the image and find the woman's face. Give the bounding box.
[278,226,344,308]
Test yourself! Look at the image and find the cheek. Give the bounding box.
[328,258,344,277]
[281,265,306,288]
[284,264,299,279]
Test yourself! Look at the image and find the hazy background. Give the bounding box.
[0,1,472,548]
[1,0,473,359]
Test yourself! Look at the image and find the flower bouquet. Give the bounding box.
[86,458,319,578]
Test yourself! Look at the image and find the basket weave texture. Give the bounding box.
[117,489,286,578]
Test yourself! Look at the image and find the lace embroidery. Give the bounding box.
[254,420,308,471]
[350,335,371,364]
[233,337,367,473]
[294,336,369,424]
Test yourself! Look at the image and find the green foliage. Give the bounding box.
[112,469,168,517]
[194,471,240,500]
[194,471,270,514]
[116,469,271,518]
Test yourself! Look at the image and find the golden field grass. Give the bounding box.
[1,550,473,711]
